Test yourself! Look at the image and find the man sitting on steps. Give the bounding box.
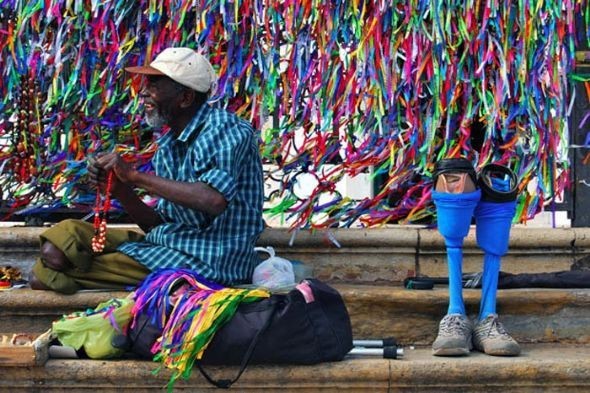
[29,47,265,294]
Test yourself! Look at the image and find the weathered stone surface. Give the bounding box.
[390,344,590,393]
[419,251,576,278]
[3,287,590,345]
[417,227,581,278]
[0,290,128,334]
[2,228,590,391]
[261,227,420,248]
[0,345,588,392]
[573,228,590,248]
[279,247,416,284]
[342,287,590,345]
[2,226,589,285]
[340,286,590,345]
[1,357,391,392]
[418,226,579,249]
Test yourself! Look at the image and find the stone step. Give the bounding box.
[3,286,589,345]
[1,226,590,285]
[1,344,589,392]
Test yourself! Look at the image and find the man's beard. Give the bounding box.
[145,109,167,128]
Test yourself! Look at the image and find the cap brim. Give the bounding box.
[124,65,165,75]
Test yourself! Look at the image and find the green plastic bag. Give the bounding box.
[52,297,134,359]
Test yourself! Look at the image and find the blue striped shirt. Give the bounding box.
[118,104,265,285]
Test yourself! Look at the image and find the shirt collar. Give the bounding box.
[177,104,211,143]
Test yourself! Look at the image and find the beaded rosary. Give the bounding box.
[91,171,113,253]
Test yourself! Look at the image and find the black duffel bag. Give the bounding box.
[116,278,353,388]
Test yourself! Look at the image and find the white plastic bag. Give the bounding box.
[252,246,295,289]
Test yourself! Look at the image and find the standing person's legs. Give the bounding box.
[30,219,149,294]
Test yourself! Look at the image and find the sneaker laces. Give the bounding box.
[479,316,513,341]
[439,314,471,336]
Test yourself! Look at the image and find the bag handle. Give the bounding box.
[254,246,275,258]
[196,298,280,389]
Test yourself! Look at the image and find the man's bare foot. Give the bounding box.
[40,241,72,271]
[29,273,51,290]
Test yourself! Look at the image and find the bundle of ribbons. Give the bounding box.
[130,268,269,389]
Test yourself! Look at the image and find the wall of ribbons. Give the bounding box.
[0,1,586,228]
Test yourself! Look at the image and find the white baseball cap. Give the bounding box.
[125,47,216,93]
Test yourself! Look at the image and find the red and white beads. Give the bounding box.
[91,171,113,253]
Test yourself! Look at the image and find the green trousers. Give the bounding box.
[32,219,151,294]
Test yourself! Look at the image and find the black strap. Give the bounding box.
[404,277,435,290]
[196,299,280,389]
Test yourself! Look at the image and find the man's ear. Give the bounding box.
[179,89,195,108]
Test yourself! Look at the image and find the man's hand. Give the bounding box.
[88,152,161,232]
[88,152,136,196]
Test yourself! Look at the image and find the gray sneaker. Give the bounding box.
[473,314,520,356]
[432,313,473,356]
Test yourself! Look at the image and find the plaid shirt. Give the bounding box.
[118,104,265,285]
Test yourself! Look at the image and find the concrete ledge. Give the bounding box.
[343,286,590,345]
[1,226,589,285]
[3,225,590,248]
[1,344,588,392]
[3,287,590,345]
[0,289,129,335]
